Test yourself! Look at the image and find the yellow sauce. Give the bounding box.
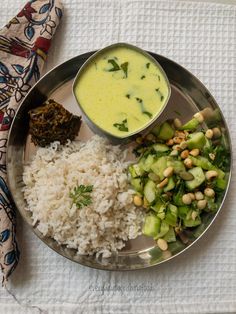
[74,46,169,137]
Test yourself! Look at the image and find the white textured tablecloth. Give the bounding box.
[1,0,236,313]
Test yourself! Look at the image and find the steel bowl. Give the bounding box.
[6,51,232,271]
[72,43,171,144]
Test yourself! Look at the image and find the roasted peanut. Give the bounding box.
[212,127,221,138]
[166,139,174,146]
[194,112,204,123]
[180,150,189,159]
[182,194,192,205]
[157,238,168,251]
[184,158,193,168]
[197,199,207,210]
[158,178,169,188]
[173,118,182,129]
[205,129,214,139]
[163,166,174,178]
[179,141,188,150]
[205,170,218,180]
[204,188,215,198]
[133,195,143,207]
[190,148,200,157]
[195,191,204,200]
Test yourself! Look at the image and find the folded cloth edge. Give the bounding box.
[0,0,63,285]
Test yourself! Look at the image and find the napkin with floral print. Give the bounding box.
[0,0,63,284]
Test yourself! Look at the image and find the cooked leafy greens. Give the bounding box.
[121,62,129,78]
[155,88,164,101]
[28,99,81,147]
[135,97,153,118]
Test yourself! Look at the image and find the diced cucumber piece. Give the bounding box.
[164,204,178,226]
[151,199,166,213]
[165,211,177,226]
[163,227,176,243]
[204,138,211,149]
[216,177,227,190]
[151,124,161,136]
[185,167,205,190]
[142,214,161,237]
[205,197,218,212]
[131,178,143,193]
[154,220,170,239]
[189,156,225,179]
[151,199,166,220]
[156,210,166,220]
[178,206,190,219]
[142,154,155,172]
[133,164,144,176]
[144,180,156,203]
[167,160,185,174]
[151,156,167,180]
[157,122,174,140]
[129,164,144,178]
[184,212,201,227]
[186,132,206,150]
[179,117,199,131]
[164,176,175,192]
[169,203,178,214]
[129,165,136,178]
[153,143,169,152]
[148,172,160,182]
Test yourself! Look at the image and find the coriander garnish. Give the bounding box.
[69,184,93,209]
[113,119,129,132]
[108,59,120,71]
[126,94,130,99]
[135,98,152,118]
[141,75,146,80]
[107,59,129,78]
[146,62,150,69]
[155,88,164,101]
[143,111,153,118]
[121,62,129,78]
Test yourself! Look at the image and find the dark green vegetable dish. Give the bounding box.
[129,110,230,251]
[29,99,81,147]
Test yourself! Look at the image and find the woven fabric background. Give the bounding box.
[0,0,236,313]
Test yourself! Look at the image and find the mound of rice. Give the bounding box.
[23,135,144,258]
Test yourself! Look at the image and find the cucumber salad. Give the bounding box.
[129,111,230,252]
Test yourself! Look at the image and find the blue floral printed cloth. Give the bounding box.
[0,0,63,284]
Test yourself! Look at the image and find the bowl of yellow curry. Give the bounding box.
[73,43,171,142]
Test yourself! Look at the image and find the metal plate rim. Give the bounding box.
[6,50,233,271]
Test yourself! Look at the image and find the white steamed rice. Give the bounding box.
[22,135,144,258]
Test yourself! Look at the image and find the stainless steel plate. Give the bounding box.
[7,51,232,270]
